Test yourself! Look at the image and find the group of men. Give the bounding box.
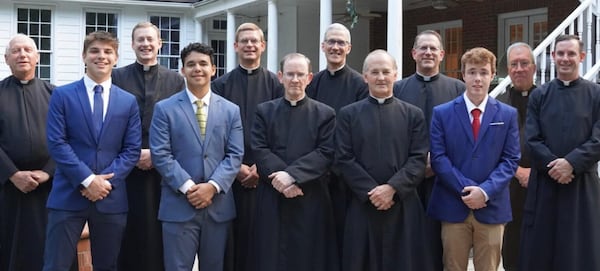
[1,19,600,271]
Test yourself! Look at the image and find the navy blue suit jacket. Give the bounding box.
[428,95,520,224]
[150,90,243,223]
[46,79,141,213]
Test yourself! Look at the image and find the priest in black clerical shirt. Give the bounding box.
[112,22,185,271]
[0,34,55,271]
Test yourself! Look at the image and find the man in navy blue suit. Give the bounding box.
[150,42,243,271]
[428,47,520,271]
[43,31,141,271]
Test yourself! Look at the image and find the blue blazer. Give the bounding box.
[150,90,243,223]
[46,79,141,213]
[428,95,520,224]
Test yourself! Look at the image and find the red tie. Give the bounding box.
[472,108,481,140]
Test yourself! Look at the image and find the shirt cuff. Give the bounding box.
[478,187,489,202]
[208,180,221,193]
[81,174,94,188]
[179,179,195,194]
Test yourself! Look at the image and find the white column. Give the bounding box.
[227,11,236,72]
[387,0,402,78]
[319,0,332,70]
[195,18,203,43]
[267,0,279,72]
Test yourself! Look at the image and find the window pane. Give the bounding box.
[40,52,50,63]
[41,9,51,22]
[172,17,180,28]
[41,24,51,36]
[86,12,96,25]
[40,67,50,79]
[108,14,116,26]
[29,24,39,35]
[41,38,51,50]
[150,16,159,25]
[31,9,39,22]
[98,13,106,25]
[172,31,180,41]
[161,17,169,27]
[18,9,28,21]
[18,23,27,34]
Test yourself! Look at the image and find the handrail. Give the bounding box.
[584,61,600,81]
[490,0,595,97]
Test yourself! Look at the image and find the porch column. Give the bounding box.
[227,10,236,72]
[387,0,403,78]
[267,0,279,72]
[319,0,333,70]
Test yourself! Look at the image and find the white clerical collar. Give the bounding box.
[328,64,345,76]
[370,94,393,104]
[240,64,260,74]
[561,80,572,86]
[137,61,158,71]
[20,80,30,84]
[285,94,306,106]
[416,71,439,82]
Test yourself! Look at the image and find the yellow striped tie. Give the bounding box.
[195,100,207,138]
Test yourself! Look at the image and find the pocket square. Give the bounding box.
[490,122,505,126]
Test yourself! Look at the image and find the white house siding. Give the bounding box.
[0,0,194,86]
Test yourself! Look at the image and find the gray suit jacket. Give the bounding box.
[150,90,243,223]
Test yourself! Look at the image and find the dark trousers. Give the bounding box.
[42,205,126,271]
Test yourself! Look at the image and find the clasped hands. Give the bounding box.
[368,184,395,211]
[187,183,217,209]
[81,173,114,202]
[269,171,303,198]
[10,170,50,193]
[461,186,487,210]
[547,158,574,184]
[237,164,259,188]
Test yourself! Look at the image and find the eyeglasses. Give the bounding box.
[283,72,308,79]
[238,38,261,45]
[416,45,440,52]
[325,39,349,47]
[509,61,532,69]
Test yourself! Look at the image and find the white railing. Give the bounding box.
[490,0,599,97]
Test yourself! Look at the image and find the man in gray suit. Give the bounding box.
[149,42,244,271]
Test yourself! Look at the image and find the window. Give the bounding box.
[211,39,226,78]
[150,15,181,71]
[85,12,118,35]
[17,8,52,82]
[418,20,463,79]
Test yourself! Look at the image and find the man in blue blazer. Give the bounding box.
[428,47,520,271]
[150,42,243,271]
[43,31,141,271]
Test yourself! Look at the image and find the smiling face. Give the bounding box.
[132,25,161,65]
[181,51,216,95]
[412,33,444,75]
[552,38,585,81]
[321,28,351,70]
[234,29,265,67]
[5,35,39,80]
[83,41,118,83]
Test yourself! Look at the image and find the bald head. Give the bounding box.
[5,34,39,80]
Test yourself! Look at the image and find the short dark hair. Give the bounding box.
[414,30,443,50]
[555,34,584,52]
[83,31,118,55]
[180,42,214,65]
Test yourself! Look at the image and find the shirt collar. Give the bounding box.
[463,92,488,114]
[186,88,212,107]
[83,75,111,93]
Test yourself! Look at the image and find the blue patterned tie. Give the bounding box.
[93,85,104,138]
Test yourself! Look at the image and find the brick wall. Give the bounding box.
[368,0,580,77]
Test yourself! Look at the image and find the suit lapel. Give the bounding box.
[478,97,499,143]
[204,94,220,147]
[99,85,118,141]
[454,97,476,145]
[177,91,203,146]
[75,79,98,143]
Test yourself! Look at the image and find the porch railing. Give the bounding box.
[490,0,600,98]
